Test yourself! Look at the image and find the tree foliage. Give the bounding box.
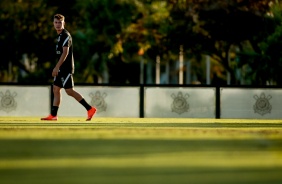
[167,0,277,84]
[73,0,138,83]
[0,0,282,85]
[0,0,57,82]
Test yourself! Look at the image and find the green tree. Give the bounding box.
[1,0,282,85]
[0,0,58,82]
[73,0,137,83]
[167,0,276,84]
[241,2,282,85]
[119,1,176,83]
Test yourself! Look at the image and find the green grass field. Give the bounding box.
[0,117,282,184]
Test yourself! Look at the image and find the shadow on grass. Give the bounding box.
[0,167,282,184]
[0,138,281,159]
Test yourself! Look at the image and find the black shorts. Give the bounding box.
[53,72,74,89]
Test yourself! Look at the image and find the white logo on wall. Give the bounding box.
[253,93,272,116]
[0,90,17,113]
[89,91,107,113]
[171,92,189,115]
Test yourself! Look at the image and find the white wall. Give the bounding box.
[0,86,50,116]
[145,87,216,118]
[59,86,140,117]
[2,85,282,119]
[221,88,282,119]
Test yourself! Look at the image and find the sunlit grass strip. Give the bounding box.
[1,117,282,124]
[0,117,282,184]
[0,117,282,140]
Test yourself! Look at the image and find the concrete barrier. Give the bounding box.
[2,85,282,119]
[58,86,140,117]
[221,88,282,119]
[0,86,50,116]
[144,87,216,118]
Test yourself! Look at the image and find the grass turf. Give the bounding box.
[0,117,282,184]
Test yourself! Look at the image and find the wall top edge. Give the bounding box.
[1,83,282,88]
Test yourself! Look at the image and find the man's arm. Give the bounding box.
[52,46,69,77]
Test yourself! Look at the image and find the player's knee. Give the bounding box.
[65,89,74,96]
[53,86,60,94]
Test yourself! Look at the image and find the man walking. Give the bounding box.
[41,14,96,121]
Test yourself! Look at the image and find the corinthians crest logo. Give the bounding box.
[253,93,272,116]
[171,92,189,115]
[89,91,107,113]
[0,90,17,113]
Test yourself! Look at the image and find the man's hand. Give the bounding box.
[52,67,60,77]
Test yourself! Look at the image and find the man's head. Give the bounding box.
[53,14,65,32]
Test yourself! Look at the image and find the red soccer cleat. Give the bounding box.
[86,107,96,121]
[41,114,58,121]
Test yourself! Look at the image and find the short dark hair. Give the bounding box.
[54,14,65,21]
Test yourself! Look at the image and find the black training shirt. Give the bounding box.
[55,29,74,74]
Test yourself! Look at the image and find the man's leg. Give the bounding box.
[51,85,61,116]
[41,85,61,120]
[65,88,96,120]
[65,88,83,102]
